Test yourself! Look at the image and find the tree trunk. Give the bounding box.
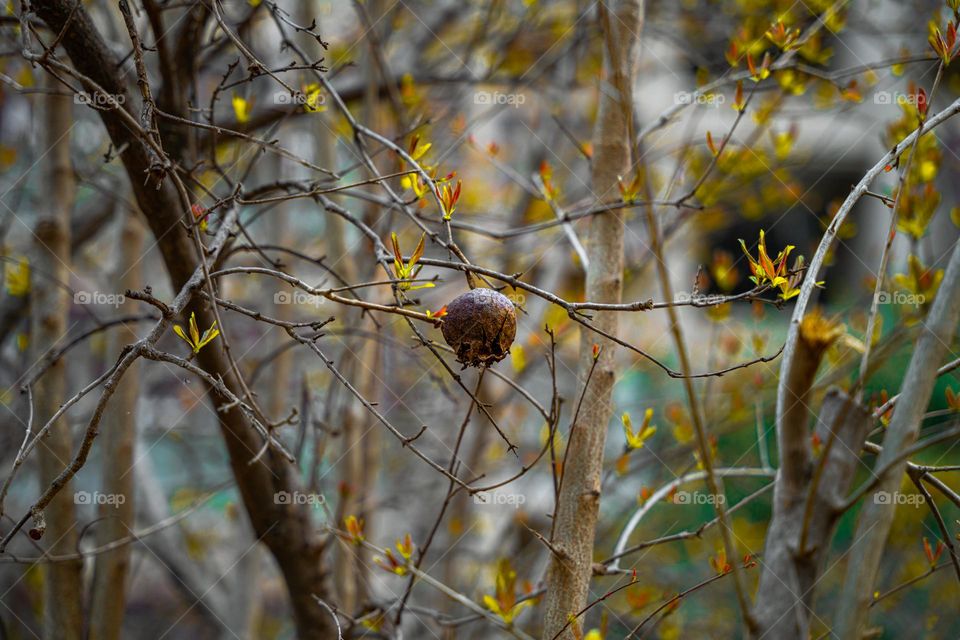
[88,211,144,640]
[32,3,334,637]
[32,74,83,640]
[834,237,960,638]
[542,3,643,638]
[753,387,871,639]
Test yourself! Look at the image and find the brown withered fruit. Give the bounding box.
[440,288,517,367]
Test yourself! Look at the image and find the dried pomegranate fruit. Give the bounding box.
[440,288,517,367]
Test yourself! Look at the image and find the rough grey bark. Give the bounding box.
[31,3,333,637]
[32,75,83,640]
[834,237,960,638]
[88,212,144,640]
[753,387,871,638]
[542,2,643,638]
